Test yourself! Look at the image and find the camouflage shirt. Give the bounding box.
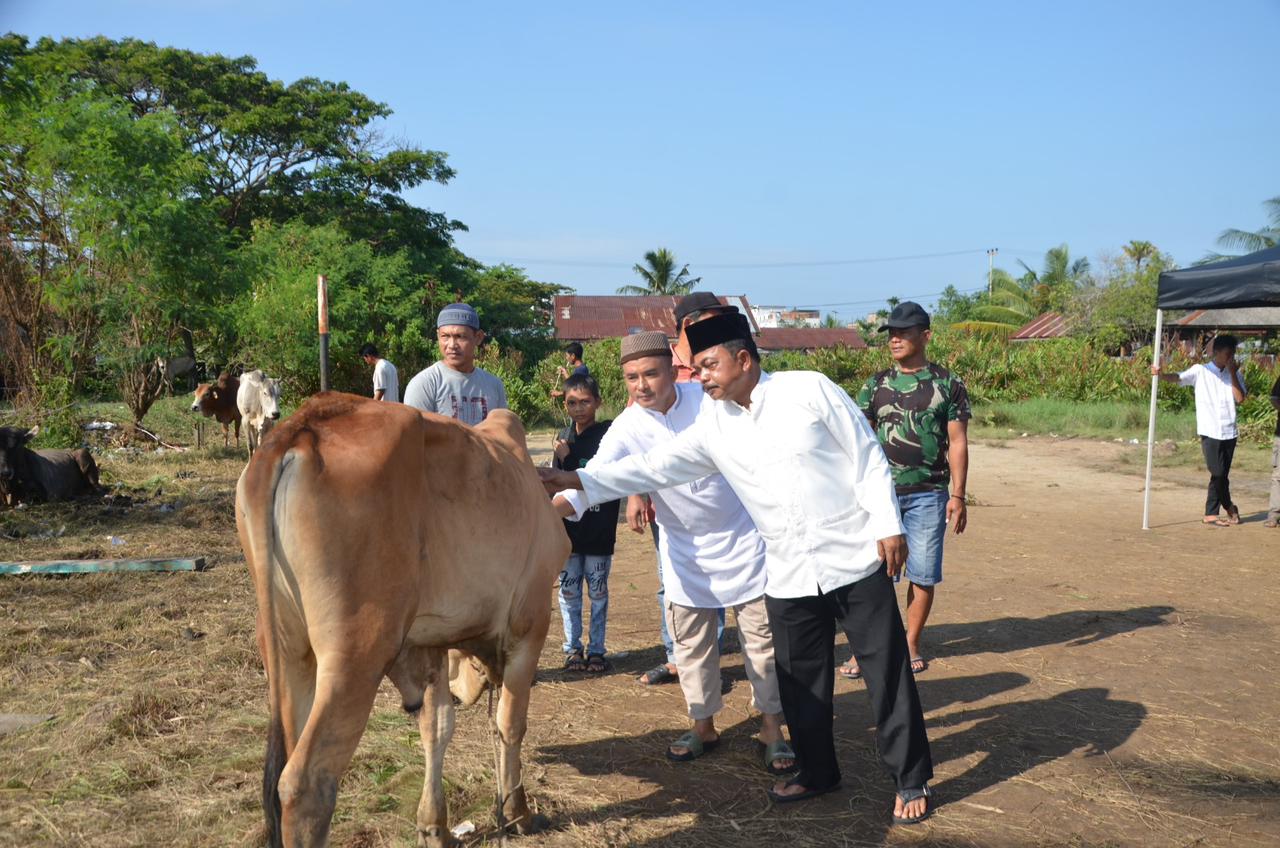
[856,363,971,494]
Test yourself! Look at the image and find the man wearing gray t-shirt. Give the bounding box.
[404,303,508,426]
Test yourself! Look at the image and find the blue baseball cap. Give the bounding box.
[437,303,480,330]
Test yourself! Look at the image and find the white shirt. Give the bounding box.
[562,382,766,608]
[373,358,399,403]
[1179,362,1243,440]
[575,371,904,600]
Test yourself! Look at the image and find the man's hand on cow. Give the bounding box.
[877,534,908,577]
[537,467,583,493]
[626,495,648,534]
[551,495,576,518]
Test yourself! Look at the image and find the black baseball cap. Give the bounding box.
[878,301,931,331]
[674,292,728,327]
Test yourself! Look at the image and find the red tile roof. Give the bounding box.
[553,294,757,340]
[1010,312,1069,340]
[754,327,866,351]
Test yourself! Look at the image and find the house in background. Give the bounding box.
[1010,312,1070,342]
[750,304,821,329]
[553,294,864,353]
[1172,307,1280,363]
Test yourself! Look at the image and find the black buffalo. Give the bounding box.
[0,426,100,505]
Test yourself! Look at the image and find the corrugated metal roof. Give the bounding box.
[554,294,758,340]
[754,327,866,350]
[1010,312,1069,340]
[1174,307,1280,329]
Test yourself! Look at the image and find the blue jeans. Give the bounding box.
[894,489,948,587]
[653,524,724,662]
[559,554,611,656]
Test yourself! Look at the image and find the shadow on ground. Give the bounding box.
[536,670,1145,848]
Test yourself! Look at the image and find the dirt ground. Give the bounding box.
[1,435,1277,847]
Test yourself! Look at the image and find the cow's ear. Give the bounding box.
[24,425,39,443]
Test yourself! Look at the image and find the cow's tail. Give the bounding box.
[240,450,295,848]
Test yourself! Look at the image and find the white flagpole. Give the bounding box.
[1142,308,1165,530]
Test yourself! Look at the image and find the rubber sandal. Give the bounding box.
[910,657,928,675]
[563,649,586,672]
[585,653,611,674]
[767,778,841,804]
[761,739,797,776]
[892,784,932,825]
[638,664,677,685]
[837,660,861,680]
[666,730,719,762]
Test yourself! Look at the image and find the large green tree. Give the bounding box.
[617,248,701,295]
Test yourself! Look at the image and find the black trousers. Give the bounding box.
[765,568,933,793]
[1201,436,1237,516]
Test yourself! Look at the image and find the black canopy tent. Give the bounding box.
[1142,246,1280,528]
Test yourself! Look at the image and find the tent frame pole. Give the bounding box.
[1142,309,1165,530]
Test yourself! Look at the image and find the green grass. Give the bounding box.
[971,399,1199,443]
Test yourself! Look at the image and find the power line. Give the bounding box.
[482,247,997,270]
[795,285,989,310]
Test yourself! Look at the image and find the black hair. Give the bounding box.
[359,343,379,358]
[564,342,584,359]
[1211,334,1239,353]
[563,373,601,399]
[720,337,761,363]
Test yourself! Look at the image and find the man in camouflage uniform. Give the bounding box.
[839,301,970,679]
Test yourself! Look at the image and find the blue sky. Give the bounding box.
[6,1,1278,320]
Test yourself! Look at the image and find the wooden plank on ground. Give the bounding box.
[0,557,206,575]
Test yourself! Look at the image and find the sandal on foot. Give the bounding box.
[638,664,677,685]
[563,649,586,672]
[1203,517,1231,527]
[892,785,932,825]
[910,656,928,675]
[585,653,611,674]
[666,730,719,762]
[1226,505,1241,525]
[761,739,797,776]
[837,660,861,680]
[767,777,841,804]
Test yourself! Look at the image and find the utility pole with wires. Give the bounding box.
[987,248,999,296]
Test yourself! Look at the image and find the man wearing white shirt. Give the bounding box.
[539,313,933,824]
[1153,335,1247,526]
[360,343,399,403]
[556,330,794,773]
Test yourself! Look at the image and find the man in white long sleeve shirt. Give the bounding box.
[556,331,794,773]
[539,312,934,824]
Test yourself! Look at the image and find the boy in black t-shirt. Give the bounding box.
[553,374,621,673]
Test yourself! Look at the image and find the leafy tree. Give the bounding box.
[1015,244,1090,313]
[617,248,701,295]
[950,270,1035,334]
[1068,246,1174,354]
[464,264,569,364]
[932,285,985,326]
[1202,195,1280,262]
[1122,240,1157,273]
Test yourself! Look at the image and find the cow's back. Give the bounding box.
[239,393,567,651]
[31,448,98,500]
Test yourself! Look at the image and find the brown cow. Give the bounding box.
[191,372,240,447]
[0,425,100,505]
[235,393,569,848]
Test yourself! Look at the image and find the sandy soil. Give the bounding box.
[0,436,1276,847]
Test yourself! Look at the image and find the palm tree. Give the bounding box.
[1122,240,1157,273]
[950,269,1037,334]
[1201,195,1280,262]
[1015,244,1090,313]
[616,248,701,296]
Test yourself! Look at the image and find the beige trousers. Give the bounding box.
[665,595,783,721]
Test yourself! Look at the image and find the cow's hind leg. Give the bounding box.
[495,639,549,835]
[389,647,458,848]
[276,660,381,847]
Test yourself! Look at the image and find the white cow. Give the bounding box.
[236,370,281,458]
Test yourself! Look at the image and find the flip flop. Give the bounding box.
[585,653,611,674]
[767,778,841,804]
[892,784,932,825]
[910,657,928,675]
[563,650,586,672]
[761,739,798,776]
[638,664,677,685]
[1203,518,1231,527]
[666,730,719,762]
[837,660,861,680]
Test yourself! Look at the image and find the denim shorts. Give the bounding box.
[894,488,948,587]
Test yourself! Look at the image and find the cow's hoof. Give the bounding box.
[513,812,551,836]
[416,825,460,848]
